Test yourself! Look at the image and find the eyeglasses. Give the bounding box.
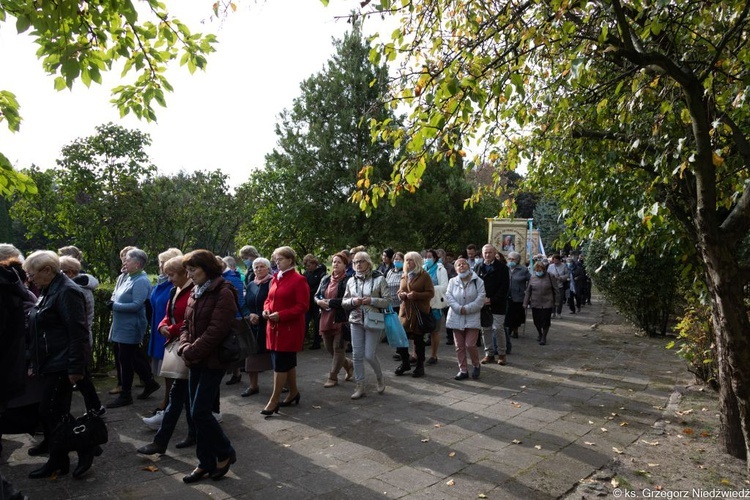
[353,260,365,265]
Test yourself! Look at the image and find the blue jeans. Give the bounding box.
[154,379,195,447]
[188,367,234,471]
[349,323,383,383]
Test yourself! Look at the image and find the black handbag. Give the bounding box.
[414,303,436,334]
[50,410,108,453]
[218,315,259,364]
[480,305,493,327]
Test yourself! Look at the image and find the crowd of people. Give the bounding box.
[0,240,592,494]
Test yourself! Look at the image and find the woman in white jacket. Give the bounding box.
[445,258,486,380]
[342,252,391,399]
[423,249,449,365]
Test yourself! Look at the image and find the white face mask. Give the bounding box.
[459,270,471,279]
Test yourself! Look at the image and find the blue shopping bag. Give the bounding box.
[384,305,409,348]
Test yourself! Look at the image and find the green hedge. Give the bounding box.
[587,239,678,336]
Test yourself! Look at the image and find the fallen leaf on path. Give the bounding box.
[434,424,442,428]
[520,386,526,389]
[421,438,430,443]
[600,428,608,432]
[478,494,488,499]
[588,420,594,425]
[613,447,623,454]
[511,402,522,408]
[648,463,659,467]
[283,444,291,447]
[534,445,542,450]
[676,409,693,416]
[312,405,322,409]
[620,422,629,427]
[641,439,659,446]
[512,439,522,444]
[683,428,695,435]
[143,465,159,472]
[700,431,710,437]
[446,479,455,486]
[448,452,456,457]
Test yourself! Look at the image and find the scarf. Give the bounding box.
[425,261,439,285]
[254,273,272,286]
[329,271,345,287]
[192,279,212,299]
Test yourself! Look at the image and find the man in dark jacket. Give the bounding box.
[474,245,510,365]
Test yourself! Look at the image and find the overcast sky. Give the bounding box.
[0,1,372,187]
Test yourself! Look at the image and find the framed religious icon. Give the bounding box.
[488,218,530,263]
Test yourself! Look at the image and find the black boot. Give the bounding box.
[27,439,49,456]
[73,448,95,479]
[412,362,425,378]
[29,454,69,479]
[536,330,542,343]
[394,348,412,376]
[540,328,548,346]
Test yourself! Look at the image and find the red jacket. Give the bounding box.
[157,281,194,342]
[264,269,309,352]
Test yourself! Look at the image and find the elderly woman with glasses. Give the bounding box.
[342,251,390,399]
[107,248,160,409]
[23,251,95,479]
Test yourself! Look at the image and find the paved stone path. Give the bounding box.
[2,298,684,499]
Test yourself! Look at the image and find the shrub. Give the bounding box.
[668,301,718,388]
[587,239,678,336]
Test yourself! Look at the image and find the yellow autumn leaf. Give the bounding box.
[712,152,724,166]
[512,439,522,444]
[446,479,455,486]
[143,465,159,472]
[448,452,456,457]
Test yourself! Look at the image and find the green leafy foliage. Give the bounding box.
[8,124,246,278]
[669,300,718,389]
[587,238,679,337]
[0,1,216,197]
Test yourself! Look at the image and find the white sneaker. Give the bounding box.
[142,410,164,430]
[213,412,223,423]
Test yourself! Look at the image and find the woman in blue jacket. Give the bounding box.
[107,248,159,409]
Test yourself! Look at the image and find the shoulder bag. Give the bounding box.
[160,338,189,379]
[218,302,260,364]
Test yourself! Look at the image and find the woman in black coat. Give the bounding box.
[23,250,94,479]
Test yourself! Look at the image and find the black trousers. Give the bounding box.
[116,343,154,398]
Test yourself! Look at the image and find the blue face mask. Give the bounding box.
[394,261,403,270]
[243,259,253,268]
[508,261,517,268]
[535,271,544,277]
[424,258,434,267]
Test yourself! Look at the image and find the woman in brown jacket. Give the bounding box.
[396,251,434,378]
[178,250,237,483]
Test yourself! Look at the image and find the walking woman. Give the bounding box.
[24,251,97,479]
[396,252,434,378]
[523,261,557,345]
[342,252,390,399]
[261,246,309,415]
[504,251,530,341]
[137,256,196,454]
[315,252,353,388]
[178,250,237,483]
[445,258,486,380]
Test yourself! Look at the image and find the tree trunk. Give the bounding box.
[703,244,750,463]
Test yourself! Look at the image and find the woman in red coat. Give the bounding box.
[261,246,309,415]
